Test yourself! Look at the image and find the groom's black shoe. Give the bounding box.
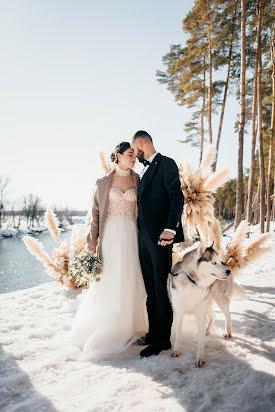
[140,343,171,357]
[136,335,153,346]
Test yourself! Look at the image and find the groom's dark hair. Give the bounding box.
[132,130,153,142]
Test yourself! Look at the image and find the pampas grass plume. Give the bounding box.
[45,208,60,244]
[99,152,112,174]
[200,144,216,169]
[203,169,230,192]
[243,233,272,266]
[70,226,87,257]
[209,218,223,255]
[23,235,60,279]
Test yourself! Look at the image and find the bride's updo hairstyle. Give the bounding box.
[110,142,131,163]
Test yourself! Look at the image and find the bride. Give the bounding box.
[71,141,148,357]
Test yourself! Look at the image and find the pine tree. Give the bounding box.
[235,0,246,229]
[266,2,275,231]
[157,0,240,166]
[156,40,208,164]
[212,0,239,171]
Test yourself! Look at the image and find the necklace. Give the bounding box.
[115,165,131,176]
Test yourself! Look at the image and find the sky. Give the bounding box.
[0,0,251,210]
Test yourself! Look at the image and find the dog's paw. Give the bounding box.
[171,350,182,358]
[205,329,211,336]
[195,358,205,367]
[223,332,232,339]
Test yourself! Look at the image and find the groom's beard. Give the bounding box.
[136,149,145,164]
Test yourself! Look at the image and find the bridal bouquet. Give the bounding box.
[68,248,103,287]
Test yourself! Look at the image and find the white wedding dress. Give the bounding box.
[71,187,148,358]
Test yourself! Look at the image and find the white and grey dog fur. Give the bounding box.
[168,242,231,367]
[206,269,247,339]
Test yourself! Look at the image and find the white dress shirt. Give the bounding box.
[139,151,176,237]
[139,151,159,179]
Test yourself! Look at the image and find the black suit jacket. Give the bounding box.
[137,153,184,244]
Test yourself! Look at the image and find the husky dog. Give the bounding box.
[168,242,231,367]
[206,270,247,339]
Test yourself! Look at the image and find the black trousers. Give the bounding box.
[138,227,173,346]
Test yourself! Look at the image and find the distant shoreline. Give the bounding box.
[0,225,75,240]
[0,216,86,241]
[0,227,48,240]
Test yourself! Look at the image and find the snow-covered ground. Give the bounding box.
[1,224,275,412]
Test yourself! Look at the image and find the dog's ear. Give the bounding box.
[207,241,215,250]
[197,240,206,259]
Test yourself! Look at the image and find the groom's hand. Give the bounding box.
[158,231,174,246]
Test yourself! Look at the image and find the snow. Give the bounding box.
[0,215,85,240]
[0,224,275,412]
[0,227,46,240]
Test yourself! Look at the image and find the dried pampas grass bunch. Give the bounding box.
[70,226,87,258]
[179,144,229,244]
[179,145,271,273]
[223,220,249,272]
[212,219,272,275]
[99,151,112,174]
[23,207,90,289]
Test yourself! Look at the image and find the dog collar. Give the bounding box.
[185,273,197,285]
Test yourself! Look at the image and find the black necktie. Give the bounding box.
[143,159,151,167]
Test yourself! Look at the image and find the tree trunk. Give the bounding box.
[207,3,213,144]
[257,0,265,233]
[212,43,232,172]
[235,0,246,230]
[266,25,275,231]
[199,58,206,165]
[247,43,259,223]
[213,7,237,172]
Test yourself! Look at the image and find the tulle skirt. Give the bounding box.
[71,216,148,358]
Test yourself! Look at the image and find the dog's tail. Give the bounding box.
[232,282,247,300]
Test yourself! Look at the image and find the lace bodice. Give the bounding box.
[107,187,137,217]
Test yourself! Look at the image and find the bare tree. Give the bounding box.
[0,176,10,228]
[23,194,43,228]
[13,197,25,229]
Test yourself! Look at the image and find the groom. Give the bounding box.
[131,130,184,357]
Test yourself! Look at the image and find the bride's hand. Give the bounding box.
[86,244,96,254]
